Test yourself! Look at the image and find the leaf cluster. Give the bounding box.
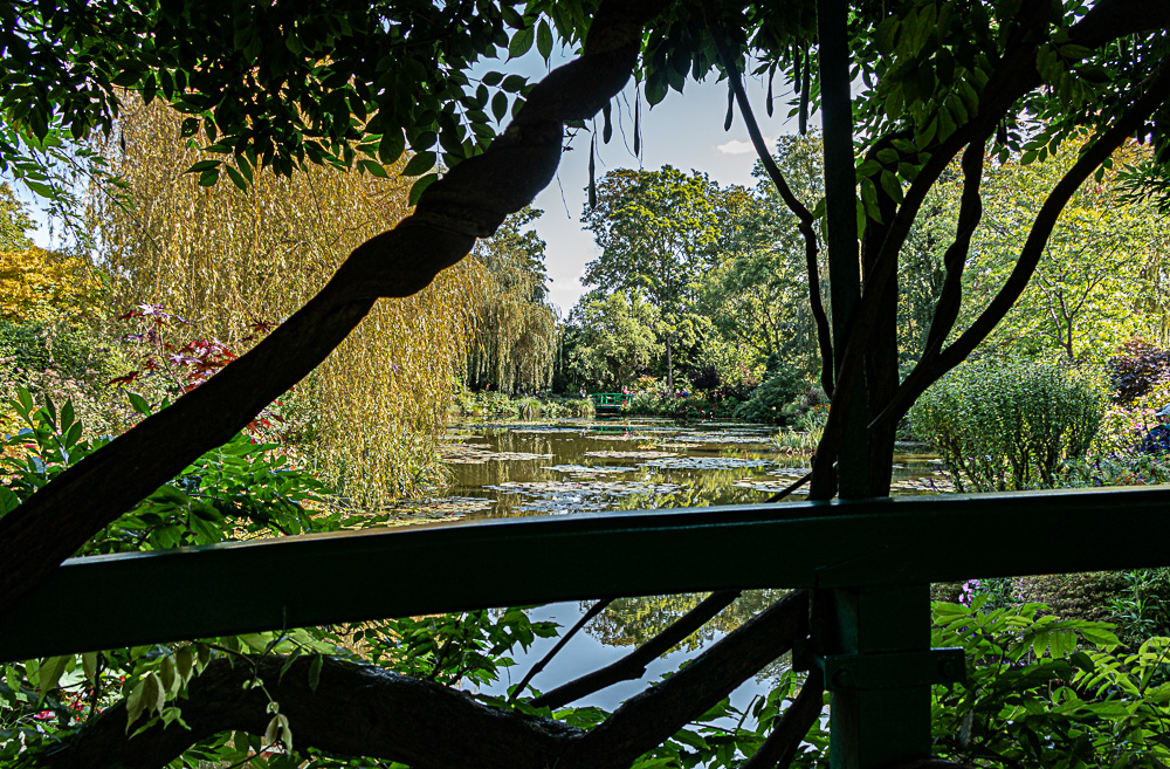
[932,598,1170,768]
[910,358,1105,491]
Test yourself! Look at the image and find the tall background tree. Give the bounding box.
[582,166,759,391]
[466,206,559,394]
[94,98,479,502]
[1,0,1169,767]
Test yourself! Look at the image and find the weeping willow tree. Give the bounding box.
[90,99,478,504]
[465,207,558,393]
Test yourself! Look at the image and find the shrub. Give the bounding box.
[625,391,665,415]
[1108,338,1170,403]
[910,359,1105,491]
[931,598,1170,768]
[734,365,807,424]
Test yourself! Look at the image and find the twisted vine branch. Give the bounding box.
[0,0,669,615]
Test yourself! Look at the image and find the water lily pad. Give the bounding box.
[545,464,638,475]
[441,444,552,464]
[641,456,776,470]
[585,449,677,460]
[731,479,810,494]
[890,476,955,493]
[485,480,684,515]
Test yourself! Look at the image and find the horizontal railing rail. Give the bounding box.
[590,392,631,407]
[3,485,1169,662]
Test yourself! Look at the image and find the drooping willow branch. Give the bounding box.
[703,3,834,398]
[531,589,741,710]
[42,591,808,769]
[0,0,670,615]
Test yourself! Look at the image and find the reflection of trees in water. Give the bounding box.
[586,589,789,651]
[611,468,772,510]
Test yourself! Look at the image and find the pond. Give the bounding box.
[398,418,950,720]
[396,418,951,521]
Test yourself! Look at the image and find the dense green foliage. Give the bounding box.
[3,0,1170,766]
[733,364,809,425]
[911,359,1105,491]
[930,599,1170,768]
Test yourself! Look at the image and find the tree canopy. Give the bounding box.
[2,0,1170,766]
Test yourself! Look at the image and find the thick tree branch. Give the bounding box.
[41,655,583,769]
[42,591,809,769]
[0,0,670,616]
[814,3,1170,480]
[921,140,986,357]
[873,54,1170,427]
[531,590,741,710]
[704,6,834,396]
[564,590,808,769]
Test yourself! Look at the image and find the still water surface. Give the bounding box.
[410,419,948,714]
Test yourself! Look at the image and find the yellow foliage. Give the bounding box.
[0,248,98,323]
[91,99,477,504]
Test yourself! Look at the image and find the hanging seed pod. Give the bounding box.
[766,65,775,117]
[799,47,811,135]
[588,132,597,209]
[724,85,734,130]
[602,101,613,144]
[793,45,802,94]
[634,88,641,156]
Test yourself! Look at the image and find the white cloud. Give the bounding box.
[716,136,775,155]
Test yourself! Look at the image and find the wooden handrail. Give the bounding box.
[3,486,1170,661]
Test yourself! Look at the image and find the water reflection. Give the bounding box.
[426,419,948,710]
[425,418,948,519]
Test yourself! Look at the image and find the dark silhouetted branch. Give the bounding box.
[509,598,614,704]
[532,589,742,710]
[43,592,810,769]
[0,0,671,616]
[742,668,824,769]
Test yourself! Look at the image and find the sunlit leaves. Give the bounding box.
[95,98,479,504]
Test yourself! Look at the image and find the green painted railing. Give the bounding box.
[4,486,1169,767]
[589,392,632,410]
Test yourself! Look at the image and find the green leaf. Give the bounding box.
[185,159,220,174]
[378,130,405,164]
[401,151,436,176]
[127,392,151,415]
[63,421,82,449]
[126,679,148,729]
[536,19,553,61]
[224,165,248,191]
[492,91,509,122]
[408,172,439,206]
[507,26,534,59]
[38,655,69,695]
[81,651,98,683]
[308,654,323,692]
[359,159,388,177]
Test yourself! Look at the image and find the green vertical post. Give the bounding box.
[815,0,933,764]
[826,585,932,769]
[816,0,867,500]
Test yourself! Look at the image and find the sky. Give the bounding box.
[520,56,805,315]
[16,46,807,316]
